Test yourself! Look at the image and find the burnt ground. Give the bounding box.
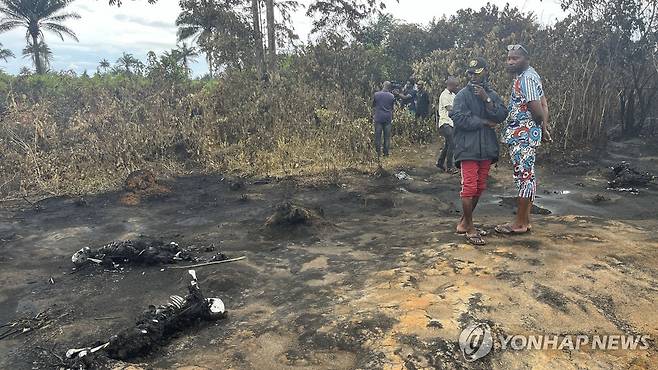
[1,138,657,370]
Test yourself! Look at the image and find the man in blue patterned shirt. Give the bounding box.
[496,44,552,235]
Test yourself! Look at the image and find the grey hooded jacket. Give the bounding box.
[449,83,508,167]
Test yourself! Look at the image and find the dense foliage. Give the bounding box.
[0,1,656,196]
[0,59,433,195]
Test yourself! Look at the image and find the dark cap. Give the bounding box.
[466,57,488,74]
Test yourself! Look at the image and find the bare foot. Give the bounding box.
[456,216,467,233]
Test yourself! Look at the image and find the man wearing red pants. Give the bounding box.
[449,57,509,245]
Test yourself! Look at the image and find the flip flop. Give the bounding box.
[465,233,486,246]
[456,228,489,236]
[495,224,530,235]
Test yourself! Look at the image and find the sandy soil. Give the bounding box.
[0,138,657,370]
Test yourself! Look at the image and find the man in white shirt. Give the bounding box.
[436,77,459,173]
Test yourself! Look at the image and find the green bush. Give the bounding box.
[1,1,655,196]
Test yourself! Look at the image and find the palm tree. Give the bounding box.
[0,0,80,74]
[22,39,52,71]
[175,42,198,72]
[98,58,110,73]
[0,42,14,62]
[133,59,145,75]
[176,0,218,77]
[161,49,178,60]
[116,52,139,74]
[108,0,157,5]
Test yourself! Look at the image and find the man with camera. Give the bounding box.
[399,77,417,115]
[450,57,508,246]
[415,80,431,120]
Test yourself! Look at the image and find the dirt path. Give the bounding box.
[1,140,657,369]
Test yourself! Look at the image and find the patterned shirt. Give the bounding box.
[502,66,544,147]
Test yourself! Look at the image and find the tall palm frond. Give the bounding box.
[0,42,15,62]
[176,42,199,71]
[98,58,110,73]
[116,52,139,74]
[176,0,221,76]
[0,0,80,73]
[22,39,52,71]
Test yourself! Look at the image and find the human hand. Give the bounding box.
[473,84,490,102]
[542,126,553,143]
[484,120,498,128]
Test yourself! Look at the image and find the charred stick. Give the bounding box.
[168,256,246,269]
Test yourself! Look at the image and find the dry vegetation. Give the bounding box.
[0,1,656,197]
[0,71,434,196]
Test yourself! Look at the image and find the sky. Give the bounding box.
[0,0,566,76]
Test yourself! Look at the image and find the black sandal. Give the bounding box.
[457,228,489,236]
[495,224,530,235]
[465,233,486,246]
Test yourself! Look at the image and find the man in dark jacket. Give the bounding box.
[372,81,396,157]
[449,57,508,245]
[399,77,417,115]
[415,80,431,120]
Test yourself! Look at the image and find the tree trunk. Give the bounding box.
[266,0,276,64]
[31,34,43,74]
[251,0,266,79]
[206,51,213,78]
[206,31,214,78]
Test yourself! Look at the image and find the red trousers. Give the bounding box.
[460,160,492,198]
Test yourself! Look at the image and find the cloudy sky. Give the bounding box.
[0,0,565,76]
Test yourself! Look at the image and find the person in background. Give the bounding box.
[415,80,431,120]
[372,81,396,157]
[450,57,508,246]
[496,44,552,235]
[399,77,417,115]
[436,76,459,174]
